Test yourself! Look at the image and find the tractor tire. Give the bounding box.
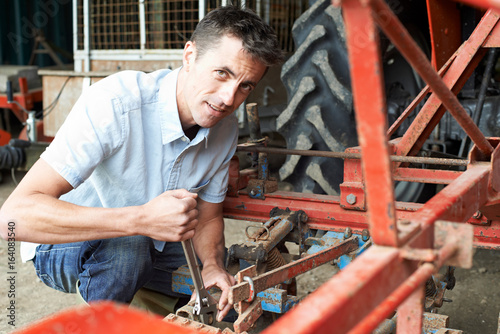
[278,0,427,201]
[278,0,356,195]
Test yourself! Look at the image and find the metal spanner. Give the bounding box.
[181,238,219,324]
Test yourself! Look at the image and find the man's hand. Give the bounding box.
[140,189,199,241]
[201,263,236,322]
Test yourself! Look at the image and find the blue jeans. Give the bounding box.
[33,236,188,303]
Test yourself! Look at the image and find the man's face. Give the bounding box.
[177,35,267,129]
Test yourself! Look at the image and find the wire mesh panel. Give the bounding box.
[145,0,199,49]
[76,0,306,52]
[93,0,140,49]
[269,0,306,52]
[77,0,84,50]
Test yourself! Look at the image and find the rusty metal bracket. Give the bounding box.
[233,265,263,333]
[399,220,473,269]
[226,208,308,274]
[229,236,359,305]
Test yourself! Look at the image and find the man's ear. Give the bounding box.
[183,41,196,71]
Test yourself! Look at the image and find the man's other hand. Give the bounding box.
[139,189,199,241]
[201,264,236,322]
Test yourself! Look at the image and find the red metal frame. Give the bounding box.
[226,1,500,333]
[0,77,43,123]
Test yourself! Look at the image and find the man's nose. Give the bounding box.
[219,82,238,107]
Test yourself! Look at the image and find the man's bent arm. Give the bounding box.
[0,159,199,244]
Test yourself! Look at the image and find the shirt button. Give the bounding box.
[181,137,187,142]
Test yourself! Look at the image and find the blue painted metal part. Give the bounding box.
[305,231,370,270]
[172,267,300,314]
[257,288,300,313]
[173,228,361,315]
[172,265,194,296]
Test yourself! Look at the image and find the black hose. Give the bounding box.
[459,48,499,157]
[0,145,25,169]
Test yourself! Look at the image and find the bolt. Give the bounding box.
[299,211,309,223]
[249,189,257,196]
[344,227,352,239]
[362,229,370,242]
[472,211,482,219]
[346,194,357,205]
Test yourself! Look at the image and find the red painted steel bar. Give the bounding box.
[342,0,398,246]
[370,0,496,157]
[392,167,462,184]
[261,246,411,334]
[397,288,426,333]
[387,57,454,137]
[223,193,500,249]
[397,164,490,246]
[457,0,500,12]
[0,77,43,123]
[412,164,491,231]
[348,262,435,334]
[392,9,498,158]
[228,237,359,304]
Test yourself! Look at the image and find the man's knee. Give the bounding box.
[80,236,156,302]
[86,235,155,274]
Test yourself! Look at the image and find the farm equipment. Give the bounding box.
[12,0,500,333]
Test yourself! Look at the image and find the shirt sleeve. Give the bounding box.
[41,86,126,188]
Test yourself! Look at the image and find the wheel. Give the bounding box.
[277,0,428,201]
[278,0,355,195]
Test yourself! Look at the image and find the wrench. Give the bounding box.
[181,238,219,324]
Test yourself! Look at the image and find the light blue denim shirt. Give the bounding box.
[21,68,238,261]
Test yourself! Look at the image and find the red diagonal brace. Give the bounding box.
[260,246,411,334]
[370,0,496,157]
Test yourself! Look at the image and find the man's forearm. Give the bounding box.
[192,216,226,269]
[0,192,139,244]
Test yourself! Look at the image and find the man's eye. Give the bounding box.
[241,84,253,92]
[216,70,226,77]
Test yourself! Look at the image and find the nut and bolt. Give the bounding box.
[362,229,370,242]
[346,194,357,205]
[344,227,353,239]
[472,211,482,219]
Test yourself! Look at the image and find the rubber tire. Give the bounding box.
[278,0,427,201]
[278,0,356,195]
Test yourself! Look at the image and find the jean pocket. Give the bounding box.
[36,271,67,293]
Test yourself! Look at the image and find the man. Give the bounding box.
[0,6,283,322]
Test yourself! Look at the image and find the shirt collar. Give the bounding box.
[159,67,210,146]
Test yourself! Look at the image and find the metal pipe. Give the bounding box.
[139,0,146,50]
[236,145,468,166]
[83,0,90,72]
[459,48,499,157]
[370,0,494,157]
[199,0,206,20]
[246,103,262,141]
[14,0,23,64]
